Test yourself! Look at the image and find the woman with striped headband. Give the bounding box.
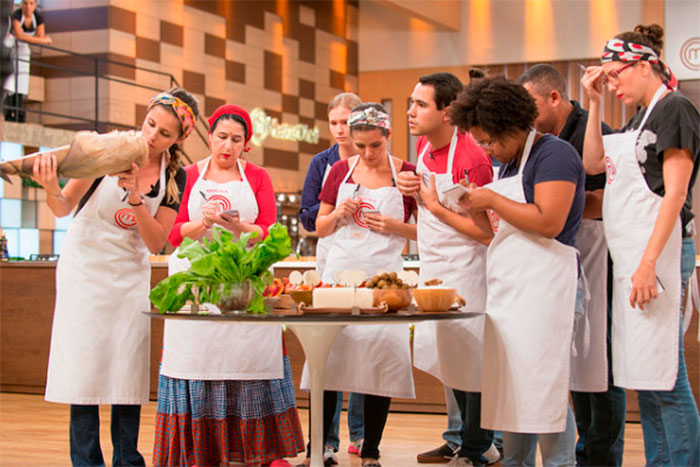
[154,104,304,467]
[582,24,700,465]
[299,103,418,467]
[31,87,199,465]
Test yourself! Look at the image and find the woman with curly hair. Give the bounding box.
[582,23,700,466]
[450,77,585,466]
[34,87,198,465]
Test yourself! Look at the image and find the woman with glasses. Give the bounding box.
[450,77,585,466]
[582,23,700,466]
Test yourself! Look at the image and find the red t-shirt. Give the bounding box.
[168,160,277,247]
[417,131,493,187]
[319,158,417,222]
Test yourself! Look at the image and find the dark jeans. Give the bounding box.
[453,390,494,463]
[70,404,145,467]
[308,391,390,459]
[571,253,626,466]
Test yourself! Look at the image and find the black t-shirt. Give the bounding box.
[619,92,700,226]
[10,9,44,34]
[559,100,613,192]
[500,134,586,246]
[76,167,187,214]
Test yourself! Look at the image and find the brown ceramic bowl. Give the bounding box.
[373,288,413,311]
[289,289,313,306]
[413,287,456,312]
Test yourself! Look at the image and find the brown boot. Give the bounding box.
[417,443,456,463]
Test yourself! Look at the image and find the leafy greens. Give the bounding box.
[149,223,294,314]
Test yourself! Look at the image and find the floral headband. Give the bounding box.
[348,106,391,129]
[147,93,196,137]
[601,39,677,90]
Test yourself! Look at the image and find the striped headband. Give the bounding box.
[147,93,196,137]
[348,107,391,129]
[601,39,677,90]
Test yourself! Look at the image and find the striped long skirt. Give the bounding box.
[153,355,304,466]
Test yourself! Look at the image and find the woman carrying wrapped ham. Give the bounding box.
[33,88,197,465]
[154,104,304,467]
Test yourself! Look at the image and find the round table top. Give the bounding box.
[144,309,482,324]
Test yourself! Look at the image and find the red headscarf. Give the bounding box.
[207,104,254,144]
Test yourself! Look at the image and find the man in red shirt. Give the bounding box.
[397,72,499,466]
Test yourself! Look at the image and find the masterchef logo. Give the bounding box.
[605,156,617,184]
[680,37,700,72]
[353,202,376,228]
[114,208,137,229]
[208,194,232,212]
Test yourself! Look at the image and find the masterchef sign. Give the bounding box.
[665,1,700,80]
[249,108,320,147]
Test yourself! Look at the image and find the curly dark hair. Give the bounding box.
[449,77,538,139]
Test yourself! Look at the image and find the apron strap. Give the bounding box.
[237,158,250,186]
[340,155,360,185]
[416,126,459,175]
[387,152,399,185]
[637,85,668,132]
[517,129,538,176]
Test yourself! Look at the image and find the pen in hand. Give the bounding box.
[199,191,208,202]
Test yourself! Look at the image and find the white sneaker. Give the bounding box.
[482,443,502,465]
[446,454,475,467]
[323,445,338,465]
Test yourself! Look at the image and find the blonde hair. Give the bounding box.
[328,92,362,115]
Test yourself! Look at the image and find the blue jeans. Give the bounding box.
[70,404,145,466]
[443,385,463,451]
[571,254,626,466]
[636,237,700,466]
[326,392,365,450]
[502,405,576,467]
[453,389,494,463]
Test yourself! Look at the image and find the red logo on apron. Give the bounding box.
[353,202,377,228]
[114,208,137,229]
[605,156,617,184]
[208,194,232,212]
[488,209,500,233]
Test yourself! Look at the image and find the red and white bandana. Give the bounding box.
[601,39,677,90]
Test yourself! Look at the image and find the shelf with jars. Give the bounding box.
[275,192,303,252]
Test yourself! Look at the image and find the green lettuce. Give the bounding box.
[149,223,294,314]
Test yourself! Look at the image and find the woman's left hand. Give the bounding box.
[459,185,492,212]
[112,163,141,204]
[365,213,396,235]
[630,260,659,310]
[216,211,242,233]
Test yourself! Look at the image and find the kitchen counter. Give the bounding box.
[2,260,698,420]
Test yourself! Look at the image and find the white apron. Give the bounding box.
[481,130,578,433]
[3,13,34,95]
[570,218,609,392]
[412,128,488,392]
[301,154,415,398]
[602,85,682,390]
[162,158,283,380]
[45,155,167,404]
[314,161,334,276]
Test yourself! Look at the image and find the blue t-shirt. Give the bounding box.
[499,134,585,246]
[299,144,341,232]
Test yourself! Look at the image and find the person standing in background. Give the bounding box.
[299,92,365,465]
[518,64,625,467]
[397,72,499,467]
[582,23,700,466]
[3,0,51,122]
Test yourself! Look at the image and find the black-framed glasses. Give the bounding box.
[603,62,636,86]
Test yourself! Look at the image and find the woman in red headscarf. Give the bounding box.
[153,105,305,467]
